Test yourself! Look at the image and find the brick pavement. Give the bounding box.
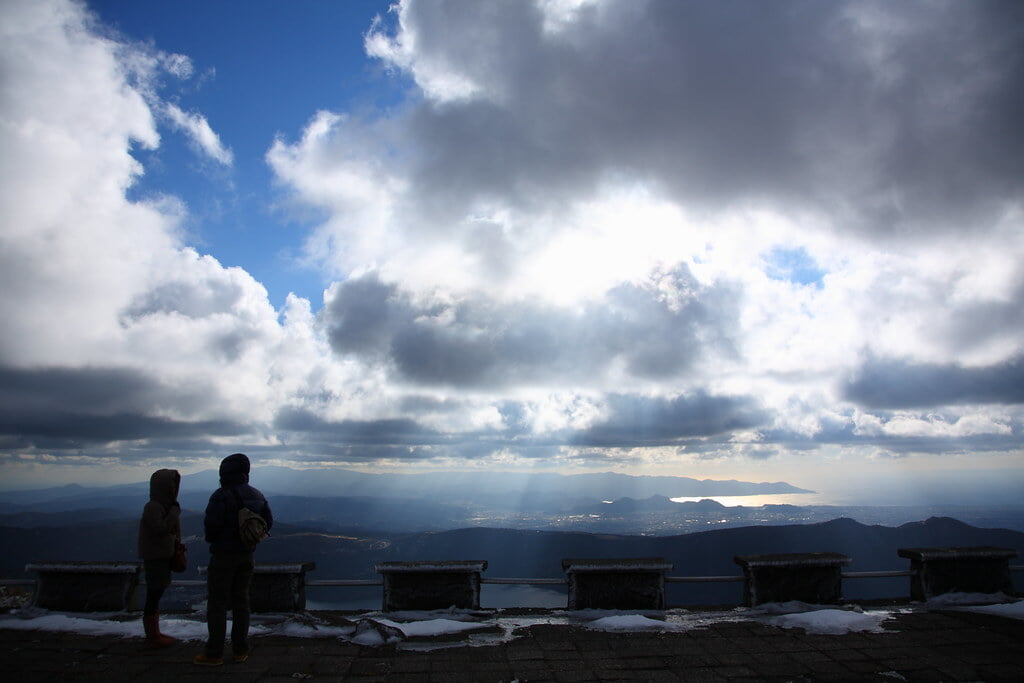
[4,608,1024,682]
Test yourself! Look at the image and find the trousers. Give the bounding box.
[203,551,254,657]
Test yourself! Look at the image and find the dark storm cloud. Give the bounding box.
[940,278,1024,356]
[291,445,440,462]
[0,364,217,417]
[323,267,738,387]
[388,0,1024,236]
[571,392,768,447]
[756,410,1020,456]
[843,355,1024,409]
[0,412,245,449]
[0,366,164,415]
[398,394,467,414]
[273,406,447,445]
[0,366,247,447]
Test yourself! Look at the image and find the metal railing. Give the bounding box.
[206,565,1024,589]
[3,565,1021,592]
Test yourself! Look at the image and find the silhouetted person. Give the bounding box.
[193,453,272,666]
[137,468,182,648]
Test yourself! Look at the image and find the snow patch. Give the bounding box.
[585,614,676,632]
[766,609,890,635]
[953,600,1024,621]
[739,602,894,635]
[925,592,1014,607]
[377,617,490,638]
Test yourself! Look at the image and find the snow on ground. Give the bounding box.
[923,593,1024,621]
[733,601,896,635]
[4,598,1019,647]
[764,608,891,635]
[584,614,679,632]
[925,592,1015,607]
[377,616,489,638]
[921,592,1024,622]
[958,601,1024,620]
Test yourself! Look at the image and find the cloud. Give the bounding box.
[844,355,1024,409]
[160,52,194,80]
[274,407,444,446]
[322,267,739,389]
[0,366,248,448]
[571,392,768,447]
[2,0,1023,480]
[164,103,234,166]
[273,0,1024,400]
[0,0,325,445]
[360,0,1024,238]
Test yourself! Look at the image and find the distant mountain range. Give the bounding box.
[3,466,1023,607]
[2,510,1021,606]
[0,467,818,536]
[0,466,813,510]
[2,467,1023,539]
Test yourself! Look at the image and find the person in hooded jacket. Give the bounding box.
[193,453,273,667]
[137,468,182,649]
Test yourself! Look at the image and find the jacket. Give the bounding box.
[204,453,273,554]
[138,469,182,560]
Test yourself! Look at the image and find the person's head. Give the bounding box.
[219,452,250,487]
[149,469,180,504]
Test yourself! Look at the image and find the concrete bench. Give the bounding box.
[25,561,142,612]
[897,546,1018,601]
[562,558,673,610]
[734,553,851,606]
[198,562,317,612]
[375,561,487,611]
[251,562,317,612]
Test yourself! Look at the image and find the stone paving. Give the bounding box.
[4,608,1024,682]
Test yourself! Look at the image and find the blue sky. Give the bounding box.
[1,0,1022,501]
[93,0,399,308]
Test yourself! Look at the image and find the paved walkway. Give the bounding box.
[5,608,1024,681]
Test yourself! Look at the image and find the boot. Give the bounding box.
[143,613,178,649]
[154,611,179,646]
[142,614,162,649]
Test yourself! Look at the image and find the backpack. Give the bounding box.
[230,488,269,549]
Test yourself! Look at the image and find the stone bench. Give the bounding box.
[25,561,142,612]
[734,552,851,606]
[198,562,316,612]
[562,558,673,610]
[897,546,1018,601]
[375,561,487,611]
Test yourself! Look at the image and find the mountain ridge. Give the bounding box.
[2,514,1020,606]
[0,466,813,507]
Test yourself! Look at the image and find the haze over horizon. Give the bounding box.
[1,0,1022,502]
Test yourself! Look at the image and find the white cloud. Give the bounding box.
[877,413,1012,440]
[0,0,337,450]
[161,52,194,79]
[164,103,233,166]
[268,0,1024,466]
[1,0,1022,479]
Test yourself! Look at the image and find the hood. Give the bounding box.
[219,452,250,487]
[149,469,180,506]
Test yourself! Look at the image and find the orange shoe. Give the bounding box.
[192,654,223,666]
[233,652,250,663]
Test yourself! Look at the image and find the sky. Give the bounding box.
[1,0,1022,499]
